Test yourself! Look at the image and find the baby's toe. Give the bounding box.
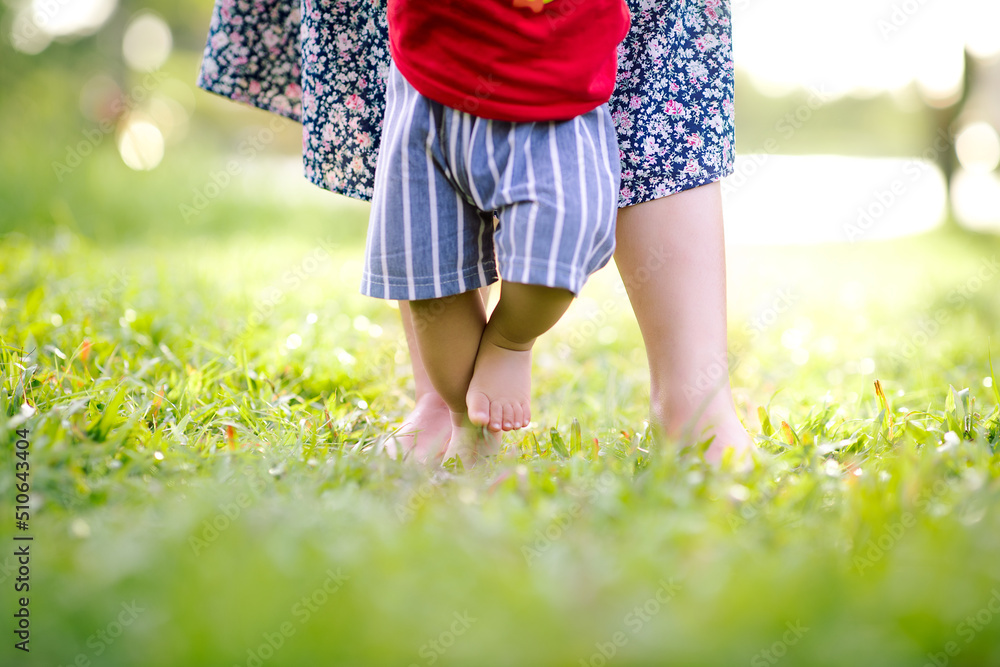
[489,401,504,432]
[510,403,524,430]
[501,402,517,431]
[467,391,490,427]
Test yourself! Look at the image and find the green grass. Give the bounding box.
[2,220,1000,667]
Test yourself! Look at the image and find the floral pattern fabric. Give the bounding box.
[197,0,735,207]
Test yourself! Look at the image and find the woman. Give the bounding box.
[197,0,753,462]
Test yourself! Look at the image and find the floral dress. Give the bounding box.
[197,0,735,208]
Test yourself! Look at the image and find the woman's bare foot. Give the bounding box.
[384,393,452,463]
[465,325,532,432]
[654,397,756,466]
[701,413,755,466]
[442,415,502,468]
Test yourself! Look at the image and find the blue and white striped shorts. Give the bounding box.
[361,65,621,301]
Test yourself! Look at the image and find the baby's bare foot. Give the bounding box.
[383,393,452,464]
[443,420,501,468]
[465,326,532,432]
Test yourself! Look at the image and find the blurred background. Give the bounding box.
[5,4,1000,666]
[4,0,1000,423]
[2,0,999,245]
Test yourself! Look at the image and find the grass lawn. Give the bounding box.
[2,212,1000,667]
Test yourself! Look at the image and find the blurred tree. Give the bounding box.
[934,50,1000,229]
[928,50,975,229]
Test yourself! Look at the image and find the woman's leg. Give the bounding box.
[614,182,753,462]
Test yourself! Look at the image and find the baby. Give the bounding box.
[362,0,631,464]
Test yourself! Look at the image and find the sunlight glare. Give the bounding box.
[734,0,991,97]
[723,155,946,245]
[31,0,117,37]
[964,1,1000,58]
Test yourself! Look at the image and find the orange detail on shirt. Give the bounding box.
[512,0,546,13]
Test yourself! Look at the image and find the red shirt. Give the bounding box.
[387,0,630,122]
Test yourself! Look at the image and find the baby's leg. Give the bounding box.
[466,282,574,432]
[383,300,453,463]
[408,291,499,466]
[388,287,491,463]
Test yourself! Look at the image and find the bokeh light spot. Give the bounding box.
[956,122,1000,173]
[116,117,164,171]
[952,170,1000,232]
[122,11,172,72]
[10,8,52,54]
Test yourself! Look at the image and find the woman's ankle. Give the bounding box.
[651,391,743,441]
